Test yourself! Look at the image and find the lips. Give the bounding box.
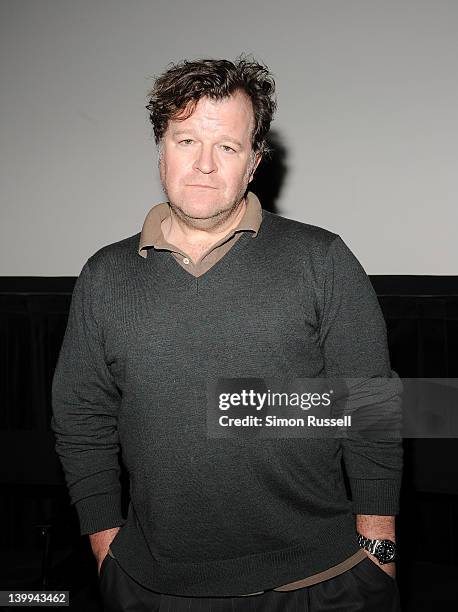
[187,184,217,189]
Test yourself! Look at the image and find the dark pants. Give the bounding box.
[99,554,401,612]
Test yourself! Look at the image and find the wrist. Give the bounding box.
[355,514,396,541]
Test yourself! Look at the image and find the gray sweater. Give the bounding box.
[51,209,403,596]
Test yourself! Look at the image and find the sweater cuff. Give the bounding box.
[75,492,125,535]
[349,479,401,515]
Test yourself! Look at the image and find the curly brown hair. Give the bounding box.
[145,55,277,155]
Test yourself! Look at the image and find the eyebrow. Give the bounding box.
[171,130,243,148]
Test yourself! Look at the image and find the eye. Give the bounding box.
[179,139,194,145]
[221,145,236,153]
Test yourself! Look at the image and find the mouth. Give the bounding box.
[186,184,218,189]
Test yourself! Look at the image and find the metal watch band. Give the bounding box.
[356,531,397,563]
[358,532,376,554]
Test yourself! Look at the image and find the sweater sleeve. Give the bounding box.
[51,260,125,535]
[319,235,403,516]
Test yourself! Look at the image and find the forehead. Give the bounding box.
[169,90,254,138]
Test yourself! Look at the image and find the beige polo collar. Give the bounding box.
[138,191,263,258]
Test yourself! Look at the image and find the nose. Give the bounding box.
[193,143,217,174]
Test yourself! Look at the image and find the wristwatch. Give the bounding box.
[356,531,397,564]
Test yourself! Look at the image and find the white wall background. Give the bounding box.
[1,0,456,276]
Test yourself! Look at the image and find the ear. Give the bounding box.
[248,152,263,183]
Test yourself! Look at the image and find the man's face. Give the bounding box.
[158,89,261,224]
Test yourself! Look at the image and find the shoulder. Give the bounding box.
[261,209,340,258]
[259,210,369,287]
[86,232,140,270]
[82,232,141,291]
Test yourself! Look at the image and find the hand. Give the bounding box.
[363,549,396,579]
[89,527,121,576]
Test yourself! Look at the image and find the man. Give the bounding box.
[52,57,403,611]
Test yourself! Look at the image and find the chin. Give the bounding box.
[173,193,229,220]
[182,202,225,220]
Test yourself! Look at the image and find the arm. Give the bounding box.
[319,236,403,576]
[51,260,124,565]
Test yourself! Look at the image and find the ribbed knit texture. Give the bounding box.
[51,210,403,596]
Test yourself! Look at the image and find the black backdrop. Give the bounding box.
[1,275,457,610]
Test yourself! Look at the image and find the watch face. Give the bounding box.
[375,540,396,563]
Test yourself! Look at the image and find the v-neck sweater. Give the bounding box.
[51,208,403,597]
